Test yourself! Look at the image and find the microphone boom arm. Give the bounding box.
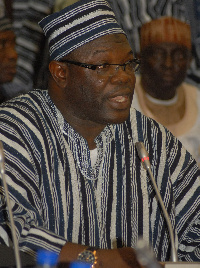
[135,142,178,262]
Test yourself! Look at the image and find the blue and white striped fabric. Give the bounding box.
[0,16,12,32]
[0,89,199,261]
[39,0,125,61]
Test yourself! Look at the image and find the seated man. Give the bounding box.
[0,1,199,267]
[133,16,200,166]
[0,16,18,103]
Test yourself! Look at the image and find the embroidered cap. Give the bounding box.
[39,0,126,61]
[0,16,12,32]
[140,16,191,50]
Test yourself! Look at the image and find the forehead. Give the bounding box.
[145,42,189,51]
[70,34,132,59]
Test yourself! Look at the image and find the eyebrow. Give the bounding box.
[92,49,134,57]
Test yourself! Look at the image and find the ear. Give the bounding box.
[49,61,68,88]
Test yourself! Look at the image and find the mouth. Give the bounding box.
[161,71,176,81]
[110,95,129,102]
[108,92,132,110]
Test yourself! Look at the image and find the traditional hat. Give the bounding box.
[39,0,125,61]
[140,16,191,50]
[0,16,12,32]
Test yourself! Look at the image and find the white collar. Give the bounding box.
[145,92,178,106]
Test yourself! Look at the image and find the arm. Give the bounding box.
[0,120,67,256]
[166,134,200,261]
[59,243,143,268]
[0,175,67,256]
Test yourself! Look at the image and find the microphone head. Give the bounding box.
[135,142,151,170]
[0,140,4,162]
[0,141,5,175]
[135,239,162,268]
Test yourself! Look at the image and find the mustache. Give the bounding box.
[106,86,133,99]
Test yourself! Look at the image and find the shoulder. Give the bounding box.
[0,89,50,115]
[182,82,200,98]
[129,107,168,139]
[129,107,193,169]
[0,89,55,132]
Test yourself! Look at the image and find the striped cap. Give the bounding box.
[39,0,125,61]
[140,16,191,50]
[0,16,12,32]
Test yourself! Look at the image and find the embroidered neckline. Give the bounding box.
[45,90,116,181]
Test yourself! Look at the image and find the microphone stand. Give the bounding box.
[135,142,178,262]
[136,142,200,267]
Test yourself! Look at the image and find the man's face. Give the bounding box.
[61,34,136,126]
[140,42,191,98]
[0,30,18,84]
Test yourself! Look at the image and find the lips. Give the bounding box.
[110,95,129,102]
[108,92,132,110]
[5,65,17,75]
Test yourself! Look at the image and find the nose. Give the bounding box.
[164,54,173,68]
[110,67,135,84]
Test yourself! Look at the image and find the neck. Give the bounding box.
[145,92,178,106]
[49,88,106,150]
[65,114,105,149]
[141,78,177,101]
[74,125,102,149]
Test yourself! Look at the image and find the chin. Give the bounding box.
[107,114,130,125]
[1,77,15,84]
[94,109,130,125]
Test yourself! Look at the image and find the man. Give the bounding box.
[1,0,56,95]
[0,15,18,102]
[133,16,200,166]
[107,0,200,86]
[0,1,199,267]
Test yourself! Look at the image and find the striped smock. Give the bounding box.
[0,90,199,261]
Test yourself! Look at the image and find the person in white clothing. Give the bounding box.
[133,16,200,166]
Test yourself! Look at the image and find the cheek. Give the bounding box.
[174,63,188,73]
[68,70,107,109]
[0,53,6,64]
[80,74,105,100]
[72,82,103,111]
[80,85,103,109]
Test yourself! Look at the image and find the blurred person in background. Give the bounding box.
[0,0,55,95]
[107,0,200,87]
[53,0,79,11]
[133,16,200,166]
[0,15,18,103]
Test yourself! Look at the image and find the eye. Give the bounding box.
[126,60,140,72]
[96,63,110,75]
[0,39,15,50]
[154,51,165,61]
[127,60,134,66]
[97,64,109,70]
[173,50,187,61]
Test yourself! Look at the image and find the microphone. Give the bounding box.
[135,239,200,268]
[135,141,178,262]
[0,141,22,268]
[135,142,200,267]
[135,239,162,268]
